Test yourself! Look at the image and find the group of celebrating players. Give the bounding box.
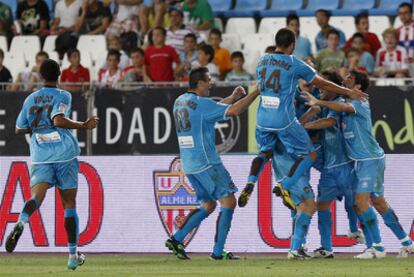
[4,27,413,270]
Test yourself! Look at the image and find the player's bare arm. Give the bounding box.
[220,86,247,104]
[15,128,32,135]
[299,106,321,124]
[53,115,99,129]
[304,118,336,130]
[301,91,355,114]
[311,75,368,100]
[225,87,259,117]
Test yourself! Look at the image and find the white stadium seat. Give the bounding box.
[221,33,242,53]
[43,35,57,53]
[369,16,391,41]
[299,17,319,53]
[329,16,355,42]
[243,50,260,75]
[225,18,256,39]
[214,17,224,32]
[46,51,60,64]
[77,35,107,65]
[4,52,26,81]
[258,17,286,35]
[394,16,402,29]
[243,33,274,54]
[0,36,8,52]
[10,35,41,66]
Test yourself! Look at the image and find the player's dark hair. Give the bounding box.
[209,28,222,40]
[184,33,197,42]
[107,49,121,61]
[153,26,167,36]
[231,51,244,62]
[286,13,299,25]
[40,59,61,82]
[130,47,144,56]
[189,67,209,89]
[67,48,80,59]
[399,2,413,13]
[350,69,369,92]
[327,28,340,38]
[36,51,49,59]
[316,9,331,19]
[351,32,365,41]
[0,48,4,59]
[321,69,343,86]
[199,44,215,63]
[265,45,276,53]
[354,12,368,25]
[275,28,296,49]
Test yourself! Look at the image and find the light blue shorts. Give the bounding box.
[318,162,355,202]
[289,171,314,206]
[30,158,79,190]
[186,163,237,203]
[354,158,385,198]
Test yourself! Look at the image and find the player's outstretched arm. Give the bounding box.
[225,87,259,117]
[311,75,368,100]
[53,115,99,129]
[15,128,32,135]
[299,106,321,124]
[220,86,246,104]
[304,118,336,130]
[301,91,355,114]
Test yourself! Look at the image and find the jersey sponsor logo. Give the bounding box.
[343,131,355,140]
[153,158,200,246]
[34,131,62,144]
[261,96,280,109]
[178,136,194,148]
[59,103,68,113]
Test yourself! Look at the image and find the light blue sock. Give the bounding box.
[358,207,383,251]
[173,207,209,242]
[64,209,79,255]
[213,207,234,256]
[318,210,332,251]
[382,208,412,247]
[281,156,314,190]
[345,202,358,233]
[291,212,312,251]
[19,197,40,224]
[361,221,373,248]
[247,153,269,184]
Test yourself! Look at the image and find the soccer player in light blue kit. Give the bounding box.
[165,67,260,260]
[302,70,364,258]
[238,28,366,211]
[5,59,99,270]
[303,70,414,259]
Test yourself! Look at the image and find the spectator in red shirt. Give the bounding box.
[344,13,381,56]
[60,49,90,91]
[144,27,182,82]
[99,49,123,87]
[122,47,147,82]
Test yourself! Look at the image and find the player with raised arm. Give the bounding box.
[238,28,366,210]
[5,59,99,270]
[302,70,414,259]
[165,67,260,260]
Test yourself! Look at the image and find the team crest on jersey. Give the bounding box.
[153,158,200,246]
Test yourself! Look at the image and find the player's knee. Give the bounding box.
[354,194,369,213]
[372,196,388,215]
[317,201,331,211]
[203,202,217,214]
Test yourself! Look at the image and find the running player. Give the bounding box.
[238,28,366,209]
[302,70,414,258]
[165,67,259,260]
[5,59,98,270]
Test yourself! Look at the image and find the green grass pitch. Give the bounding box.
[0,254,413,277]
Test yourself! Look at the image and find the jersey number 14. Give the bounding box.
[259,69,281,93]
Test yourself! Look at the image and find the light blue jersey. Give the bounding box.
[342,99,385,160]
[173,92,230,174]
[256,53,316,130]
[16,86,80,164]
[321,98,352,169]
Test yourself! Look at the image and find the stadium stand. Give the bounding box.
[223,0,267,17]
[9,36,41,67]
[329,16,356,40]
[260,0,303,17]
[332,0,376,16]
[370,0,408,16]
[0,36,7,52]
[258,17,286,34]
[221,33,242,53]
[76,35,107,67]
[297,0,340,16]
[42,35,57,53]
[369,16,392,39]
[225,17,256,40]
[209,0,232,16]
[4,52,25,81]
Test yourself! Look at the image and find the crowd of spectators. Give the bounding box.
[0,0,412,89]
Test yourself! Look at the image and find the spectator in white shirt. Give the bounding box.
[191,44,219,81]
[105,0,141,38]
[99,49,123,87]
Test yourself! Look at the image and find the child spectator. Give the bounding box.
[98,49,123,87]
[178,33,198,81]
[315,29,345,72]
[340,48,367,77]
[225,51,253,82]
[122,47,146,82]
[14,0,49,38]
[375,28,409,78]
[396,2,414,62]
[101,36,131,70]
[78,0,111,35]
[208,28,232,80]
[10,51,48,91]
[144,27,181,82]
[348,33,375,74]
[191,44,219,81]
[60,49,90,90]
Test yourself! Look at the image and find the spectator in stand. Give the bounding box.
[0,2,13,38]
[99,49,123,87]
[182,0,214,32]
[344,13,381,57]
[144,27,181,82]
[101,36,131,69]
[340,48,367,77]
[138,0,167,35]
[374,28,409,78]
[0,49,12,89]
[105,0,141,38]
[78,0,111,35]
[166,6,199,55]
[396,2,414,62]
[191,44,219,81]
[122,47,147,82]
[208,28,232,80]
[286,14,312,60]
[51,0,84,59]
[9,51,48,91]
[315,29,345,72]
[178,32,198,81]
[60,49,90,90]
[14,0,49,38]
[225,51,253,82]
[345,33,375,74]
[315,9,346,51]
